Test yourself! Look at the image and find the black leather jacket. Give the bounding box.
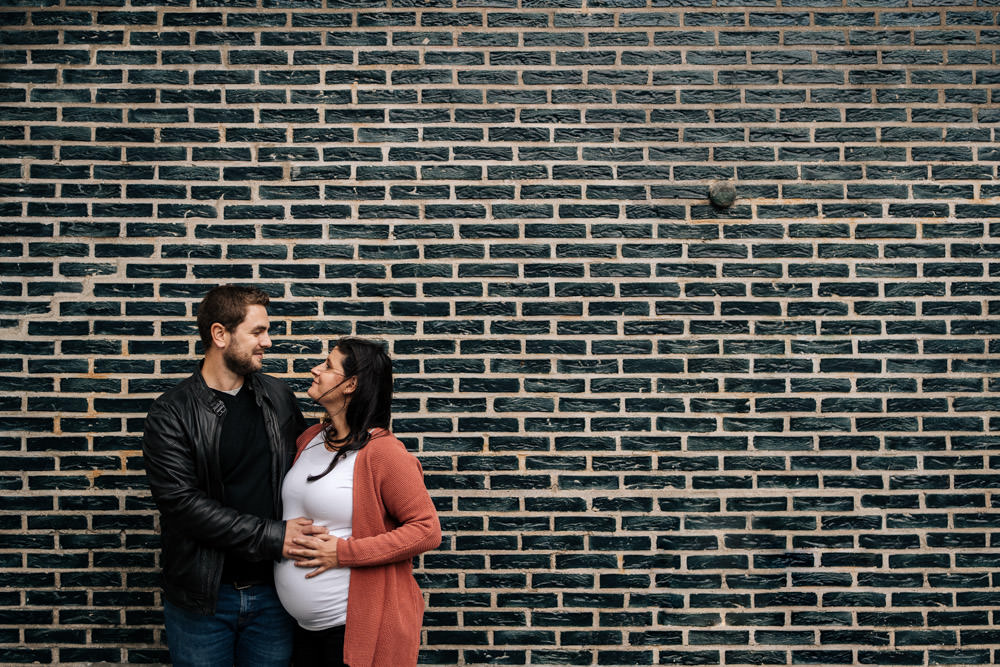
[141,365,305,614]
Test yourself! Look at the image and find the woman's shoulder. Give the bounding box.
[365,428,405,449]
[360,429,413,463]
[296,422,326,449]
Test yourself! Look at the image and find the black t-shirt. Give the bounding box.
[214,384,274,584]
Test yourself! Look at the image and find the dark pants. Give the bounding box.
[293,623,348,667]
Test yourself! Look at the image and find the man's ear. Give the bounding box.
[209,322,229,350]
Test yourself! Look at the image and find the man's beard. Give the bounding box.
[223,346,261,376]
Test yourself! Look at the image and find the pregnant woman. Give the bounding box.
[274,338,441,667]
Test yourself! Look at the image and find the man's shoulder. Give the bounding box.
[251,372,296,398]
[252,371,287,389]
[150,373,202,410]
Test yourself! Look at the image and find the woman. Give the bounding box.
[274,338,441,667]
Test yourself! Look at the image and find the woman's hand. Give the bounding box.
[289,532,340,578]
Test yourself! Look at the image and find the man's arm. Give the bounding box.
[279,387,316,558]
[142,400,317,562]
[290,395,307,442]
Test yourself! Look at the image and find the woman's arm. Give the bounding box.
[291,439,441,576]
[338,445,441,567]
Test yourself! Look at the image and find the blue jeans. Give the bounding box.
[163,584,295,667]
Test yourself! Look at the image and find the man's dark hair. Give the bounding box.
[310,338,393,481]
[196,285,270,348]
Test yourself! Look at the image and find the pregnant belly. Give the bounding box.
[273,559,350,631]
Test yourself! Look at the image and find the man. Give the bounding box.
[142,285,319,666]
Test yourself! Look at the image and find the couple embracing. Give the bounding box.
[141,285,441,667]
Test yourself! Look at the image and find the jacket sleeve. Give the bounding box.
[336,442,441,568]
[290,391,307,448]
[141,399,285,562]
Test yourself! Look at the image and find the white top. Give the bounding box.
[274,430,357,631]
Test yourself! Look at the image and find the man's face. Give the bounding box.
[221,304,271,376]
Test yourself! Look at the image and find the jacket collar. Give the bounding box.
[192,359,264,416]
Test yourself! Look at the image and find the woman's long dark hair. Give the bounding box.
[308,337,393,482]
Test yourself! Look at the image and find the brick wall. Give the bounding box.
[3,0,1000,664]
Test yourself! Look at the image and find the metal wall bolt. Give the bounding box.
[709,181,737,208]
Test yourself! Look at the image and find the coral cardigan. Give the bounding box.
[293,424,441,667]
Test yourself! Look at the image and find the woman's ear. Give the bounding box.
[344,376,358,395]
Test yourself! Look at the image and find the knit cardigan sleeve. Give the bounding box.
[336,434,441,568]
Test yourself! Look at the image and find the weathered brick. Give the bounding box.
[2,2,1000,664]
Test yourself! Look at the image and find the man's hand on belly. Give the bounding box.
[282,517,325,560]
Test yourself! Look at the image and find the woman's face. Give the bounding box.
[308,347,355,407]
